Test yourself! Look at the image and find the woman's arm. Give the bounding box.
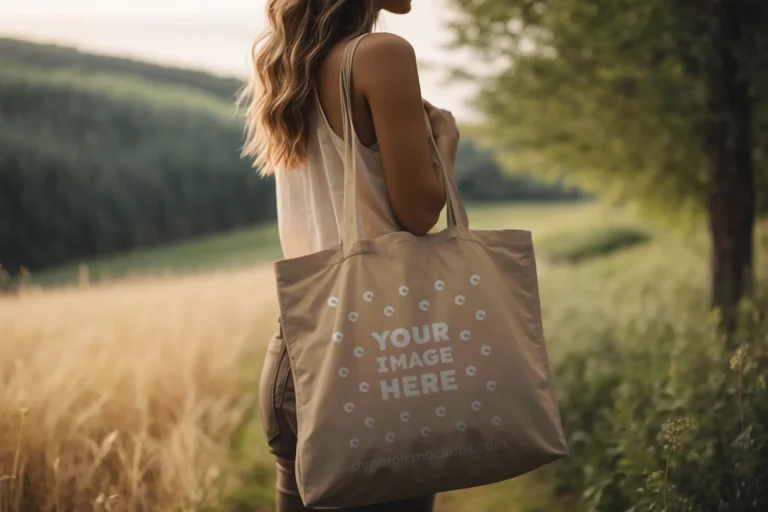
[356,33,459,236]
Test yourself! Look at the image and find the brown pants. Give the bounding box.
[260,327,436,512]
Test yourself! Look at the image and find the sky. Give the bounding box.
[0,0,480,120]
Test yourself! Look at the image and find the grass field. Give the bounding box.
[30,224,283,288]
[0,201,714,511]
[32,201,610,287]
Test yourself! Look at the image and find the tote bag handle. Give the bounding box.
[339,34,469,256]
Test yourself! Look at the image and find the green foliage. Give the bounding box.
[533,223,768,510]
[448,0,768,219]
[0,63,275,272]
[538,224,651,264]
[553,282,768,510]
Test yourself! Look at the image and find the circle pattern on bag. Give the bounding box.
[334,271,504,452]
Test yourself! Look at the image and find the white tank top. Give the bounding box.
[275,35,399,259]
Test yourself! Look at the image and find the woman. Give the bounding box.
[241,1,460,510]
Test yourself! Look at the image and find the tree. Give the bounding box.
[449,0,768,329]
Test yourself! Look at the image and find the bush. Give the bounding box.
[539,224,651,264]
[554,288,768,511]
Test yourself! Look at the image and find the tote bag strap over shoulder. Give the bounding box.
[338,33,469,257]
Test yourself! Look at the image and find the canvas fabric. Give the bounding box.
[273,34,568,508]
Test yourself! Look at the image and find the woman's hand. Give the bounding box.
[423,99,460,143]
[422,99,459,180]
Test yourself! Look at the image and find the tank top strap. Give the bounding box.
[339,33,370,252]
[340,33,368,144]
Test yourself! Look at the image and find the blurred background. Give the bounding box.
[0,0,584,282]
[0,1,767,511]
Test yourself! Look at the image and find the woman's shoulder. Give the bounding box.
[356,32,416,63]
[359,32,413,51]
[354,32,418,88]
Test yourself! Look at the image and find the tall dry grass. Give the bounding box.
[0,266,277,511]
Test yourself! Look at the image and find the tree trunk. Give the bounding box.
[706,0,756,336]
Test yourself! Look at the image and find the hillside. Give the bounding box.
[0,37,242,100]
[0,42,274,273]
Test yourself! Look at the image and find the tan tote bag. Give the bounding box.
[274,35,568,508]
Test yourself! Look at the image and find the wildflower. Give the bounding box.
[645,470,663,483]
[661,416,691,454]
[660,416,691,511]
[730,345,749,371]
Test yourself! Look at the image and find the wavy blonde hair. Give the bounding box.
[240,0,379,175]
